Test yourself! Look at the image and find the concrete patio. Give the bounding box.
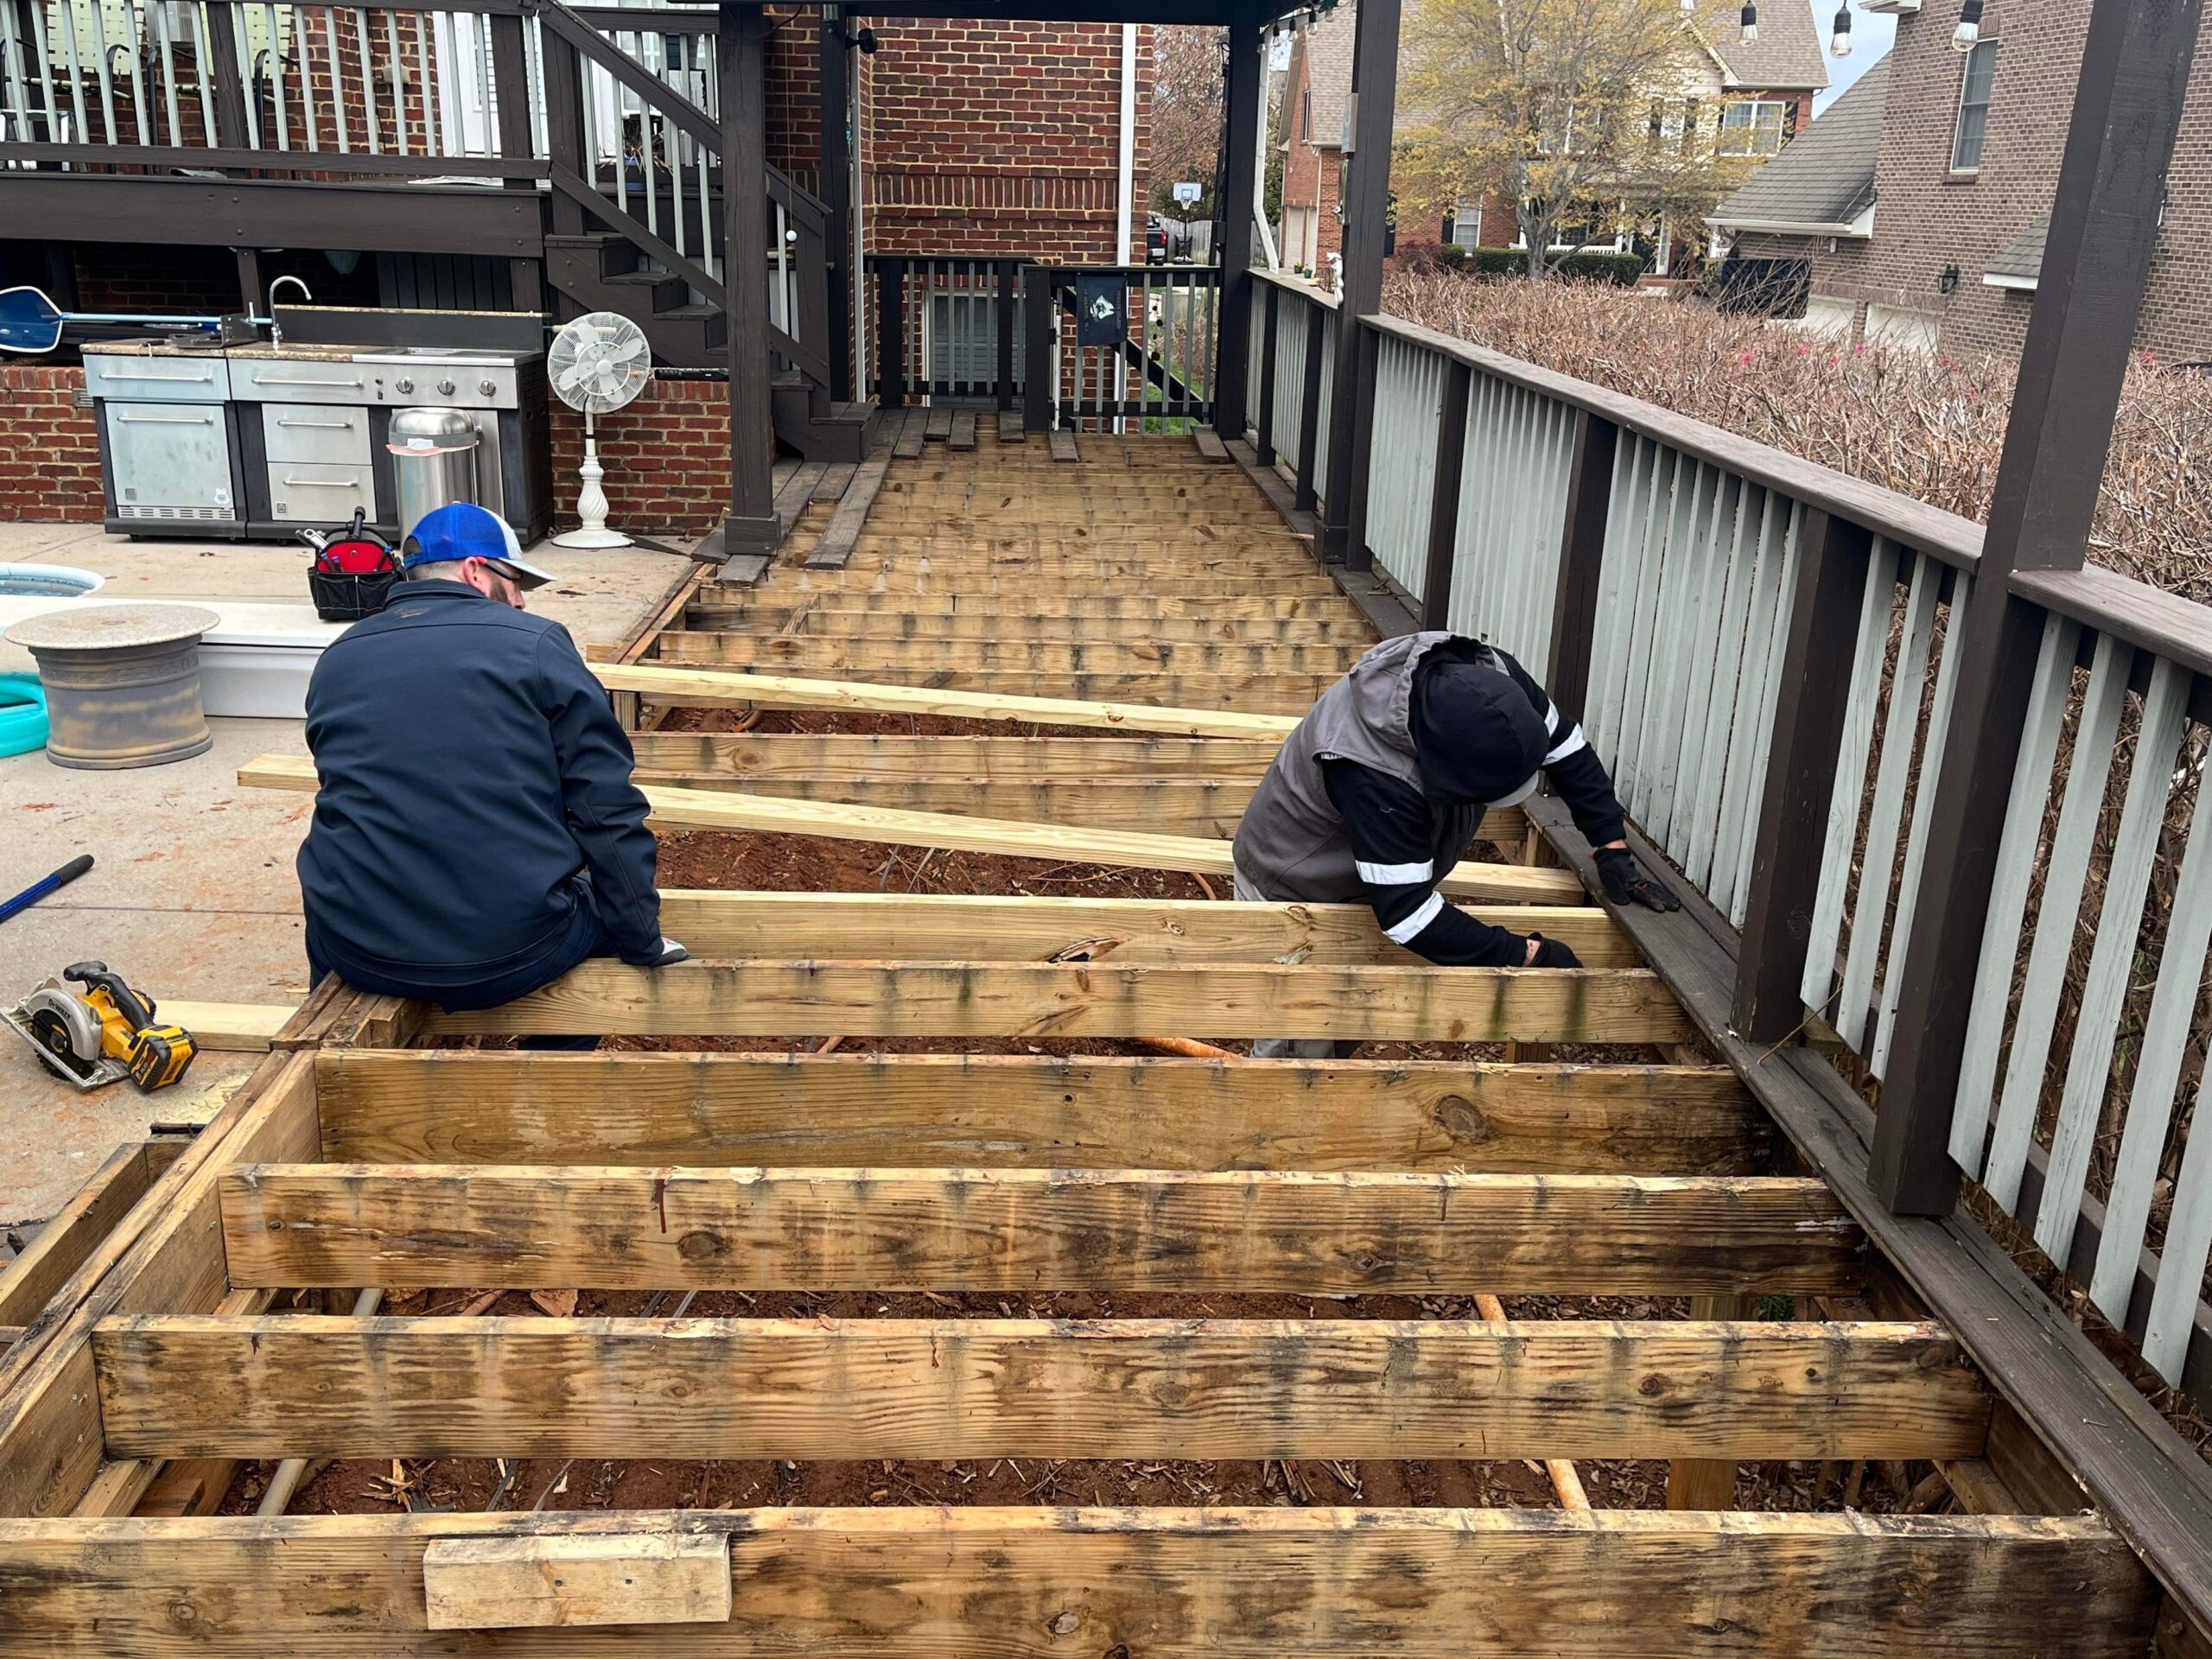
[0,521,694,1224]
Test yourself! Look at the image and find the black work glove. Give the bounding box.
[1595,847,1680,912]
[1524,931,1583,969]
[625,936,690,967]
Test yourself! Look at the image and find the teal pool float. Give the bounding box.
[0,672,48,757]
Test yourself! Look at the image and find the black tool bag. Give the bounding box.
[303,510,401,622]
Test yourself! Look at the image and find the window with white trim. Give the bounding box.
[1952,41,1999,171]
[1449,201,1484,249]
[1717,99,1788,157]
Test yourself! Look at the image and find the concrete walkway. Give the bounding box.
[0,522,693,1224]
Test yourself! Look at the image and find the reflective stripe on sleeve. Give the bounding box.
[1356,858,1436,884]
[1382,889,1446,944]
[1545,725,1589,765]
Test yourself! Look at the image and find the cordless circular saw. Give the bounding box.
[4,962,196,1091]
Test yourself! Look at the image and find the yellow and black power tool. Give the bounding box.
[3,962,196,1091]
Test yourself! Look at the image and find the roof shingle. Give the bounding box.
[1712,53,1886,232]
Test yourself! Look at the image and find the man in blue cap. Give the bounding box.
[297,503,684,1039]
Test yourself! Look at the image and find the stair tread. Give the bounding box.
[600,270,686,287]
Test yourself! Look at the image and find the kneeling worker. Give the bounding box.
[297,503,685,1033]
[1232,632,1675,1053]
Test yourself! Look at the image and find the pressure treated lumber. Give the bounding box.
[238,764,1589,905]
[311,1051,1766,1173]
[782,570,1339,596]
[650,890,1622,964]
[659,631,1364,677]
[701,589,1357,621]
[157,1001,295,1052]
[0,1142,176,1330]
[220,1167,1860,1296]
[685,603,1370,643]
[92,1316,1986,1461]
[422,959,1691,1042]
[626,732,1288,778]
[639,661,1336,712]
[424,1531,733,1631]
[0,1507,2153,1657]
[595,662,1306,737]
[630,773,1524,842]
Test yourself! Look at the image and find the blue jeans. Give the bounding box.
[307,883,606,1050]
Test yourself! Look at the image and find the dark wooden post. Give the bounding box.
[1254,281,1281,467]
[1542,410,1618,714]
[1211,20,1263,441]
[232,247,262,315]
[1294,298,1325,512]
[996,258,1019,413]
[201,4,252,159]
[717,2,779,556]
[1022,264,1054,433]
[539,23,586,236]
[488,9,535,191]
[1318,0,1401,562]
[1418,359,1471,631]
[875,257,906,409]
[817,12,854,404]
[1870,0,2205,1214]
[1732,511,1877,1042]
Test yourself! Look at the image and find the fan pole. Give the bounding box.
[553,405,632,550]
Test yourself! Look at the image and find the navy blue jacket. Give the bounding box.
[298,580,661,990]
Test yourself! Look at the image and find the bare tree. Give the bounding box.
[1396,0,1743,278]
[1148,25,1224,223]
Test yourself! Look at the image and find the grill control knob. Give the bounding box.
[480,378,498,398]
[394,377,415,395]
[435,378,456,397]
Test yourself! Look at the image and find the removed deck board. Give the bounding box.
[811,462,857,501]
[423,959,1687,1042]
[219,1166,1861,1296]
[1050,429,1079,462]
[1194,429,1229,461]
[949,410,976,451]
[772,461,828,533]
[92,1316,1985,1461]
[891,410,926,459]
[804,454,892,570]
[0,1509,2154,1657]
[311,1050,1765,1173]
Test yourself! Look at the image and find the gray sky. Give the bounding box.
[1816,5,1897,111]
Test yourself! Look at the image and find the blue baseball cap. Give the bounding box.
[400,503,556,590]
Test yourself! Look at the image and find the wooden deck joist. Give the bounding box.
[648,891,1622,963]
[92,1316,1985,1461]
[779,572,1340,597]
[421,959,1691,1042]
[240,762,1589,905]
[658,632,1366,677]
[626,731,1288,776]
[219,1167,1859,1296]
[696,590,1356,621]
[0,1507,2154,1656]
[639,661,1336,713]
[310,1050,1765,1173]
[684,604,1372,643]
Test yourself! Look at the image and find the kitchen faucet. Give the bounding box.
[266,275,314,350]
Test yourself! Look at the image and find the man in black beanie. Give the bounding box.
[1231,632,1674,1052]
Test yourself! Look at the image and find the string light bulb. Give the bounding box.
[1830,3,1853,54]
[1952,0,1981,49]
[1739,1,1758,41]
[1680,0,1697,13]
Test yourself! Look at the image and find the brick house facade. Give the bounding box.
[1719,0,2212,361]
[767,16,1152,264]
[1274,0,1822,280]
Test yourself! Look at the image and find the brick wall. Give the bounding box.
[1800,0,2212,361]
[547,375,728,535]
[0,366,101,523]
[71,245,241,316]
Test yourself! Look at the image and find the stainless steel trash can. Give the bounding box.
[387,407,479,541]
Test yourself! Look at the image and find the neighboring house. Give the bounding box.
[1274,0,1825,276]
[1711,0,2212,359]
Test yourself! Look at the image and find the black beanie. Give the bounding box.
[1409,658,1549,807]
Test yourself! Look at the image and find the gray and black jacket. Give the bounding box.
[1230,632,1627,966]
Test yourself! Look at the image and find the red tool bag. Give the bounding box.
[300,510,401,622]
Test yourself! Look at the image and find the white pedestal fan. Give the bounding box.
[550,310,652,550]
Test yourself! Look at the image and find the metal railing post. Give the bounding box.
[1870,0,2202,1214]
[996,257,1018,414]
[875,257,905,410]
[1542,410,1618,712]
[1418,359,1471,631]
[1294,299,1325,512]
[1255,281,1281,468]
[1732,509,1877,1042]
[1022,264,1054,433]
